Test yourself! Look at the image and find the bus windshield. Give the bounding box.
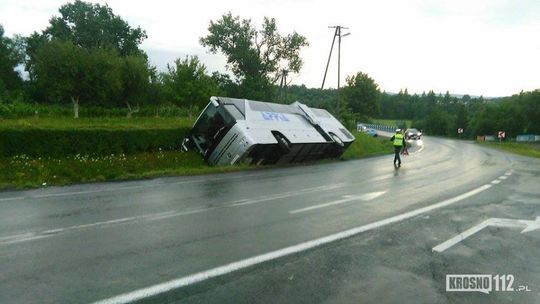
[191,103,235,157]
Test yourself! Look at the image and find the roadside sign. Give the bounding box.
[498,131,505,139]
[457,128,464,139]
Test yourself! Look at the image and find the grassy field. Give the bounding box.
[0,130,392,190]
[479,141,540,159]
[0,117,195,130]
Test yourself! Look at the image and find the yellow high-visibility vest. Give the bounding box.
[394,133,404,146]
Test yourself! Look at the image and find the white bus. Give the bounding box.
[181,96,355,166]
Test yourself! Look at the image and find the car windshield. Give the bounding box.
[191,103,235,155]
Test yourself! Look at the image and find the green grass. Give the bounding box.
[479,141,540,158]
[0,117,195,130]
[341,131,394,160]
[0,151,252,190]
[0,131,393,190]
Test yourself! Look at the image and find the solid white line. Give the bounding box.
[92,184,492,304]
[491,180,501,184]
[289,191,386,214]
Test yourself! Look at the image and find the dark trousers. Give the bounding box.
[394,146,402,165]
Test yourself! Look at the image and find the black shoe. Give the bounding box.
[398,163,401,167]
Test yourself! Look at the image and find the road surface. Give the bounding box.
[0,137,539,303]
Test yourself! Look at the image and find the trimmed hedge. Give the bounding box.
[0,128,190,157]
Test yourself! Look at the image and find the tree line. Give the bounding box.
[0,1,309,118]
[376,89,540,138]
[0,0,538,139]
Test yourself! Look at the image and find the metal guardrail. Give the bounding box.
[356,122,398,138]
[357,123,398,133]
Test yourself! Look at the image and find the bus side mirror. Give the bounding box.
[210,97,219,107]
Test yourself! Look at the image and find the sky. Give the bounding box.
[1,0,539,97]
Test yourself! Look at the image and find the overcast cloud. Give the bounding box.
[1,0,539,96]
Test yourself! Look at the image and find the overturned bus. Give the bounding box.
[181,96,355,166]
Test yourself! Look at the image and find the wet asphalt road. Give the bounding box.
[0,137,539,303]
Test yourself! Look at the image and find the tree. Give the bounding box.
[0,25,24,96]
[161,56,219,115]
[454,103,468,136]
[44,0,147,56]
[422,109,451,136]
[342,71,380,117]
[200,13,308,100]
[120,55,149,117]
[34,40,122,117]
[25,0,150,107]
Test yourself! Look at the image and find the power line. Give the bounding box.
[321,25,350,117]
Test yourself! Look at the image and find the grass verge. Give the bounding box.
[0,151,252,190]
[479,141,540,159]
[342,131,394,160]
[0,131,392,190]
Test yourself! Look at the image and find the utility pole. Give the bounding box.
[279,69,289,102]
[321,25,350,118]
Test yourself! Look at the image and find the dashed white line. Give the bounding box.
[491,180,501,184]
[0,196,25,202]
[229,184,343,207]
[0,185,343,246]
[499,176,508,180]
[289,191,386,214]
[91,184,493,304]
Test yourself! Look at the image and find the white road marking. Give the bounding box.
[491,180,501,184]
[0,232,36,242]
[0,185,342,246]
[0,171,285,202]
[370,174,393,182]
[0,196,25,202]
[505,172,512,176]
[92,184,492,304]
[228,184,343,207]
[289,191,386,214]
[499,176,508,180]
[433,216,540,252]
[0,210,175,245]
[0,181,201,202]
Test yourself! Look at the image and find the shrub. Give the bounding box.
[0,128,190,157]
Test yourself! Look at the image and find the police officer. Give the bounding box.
[390,129,406,167]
